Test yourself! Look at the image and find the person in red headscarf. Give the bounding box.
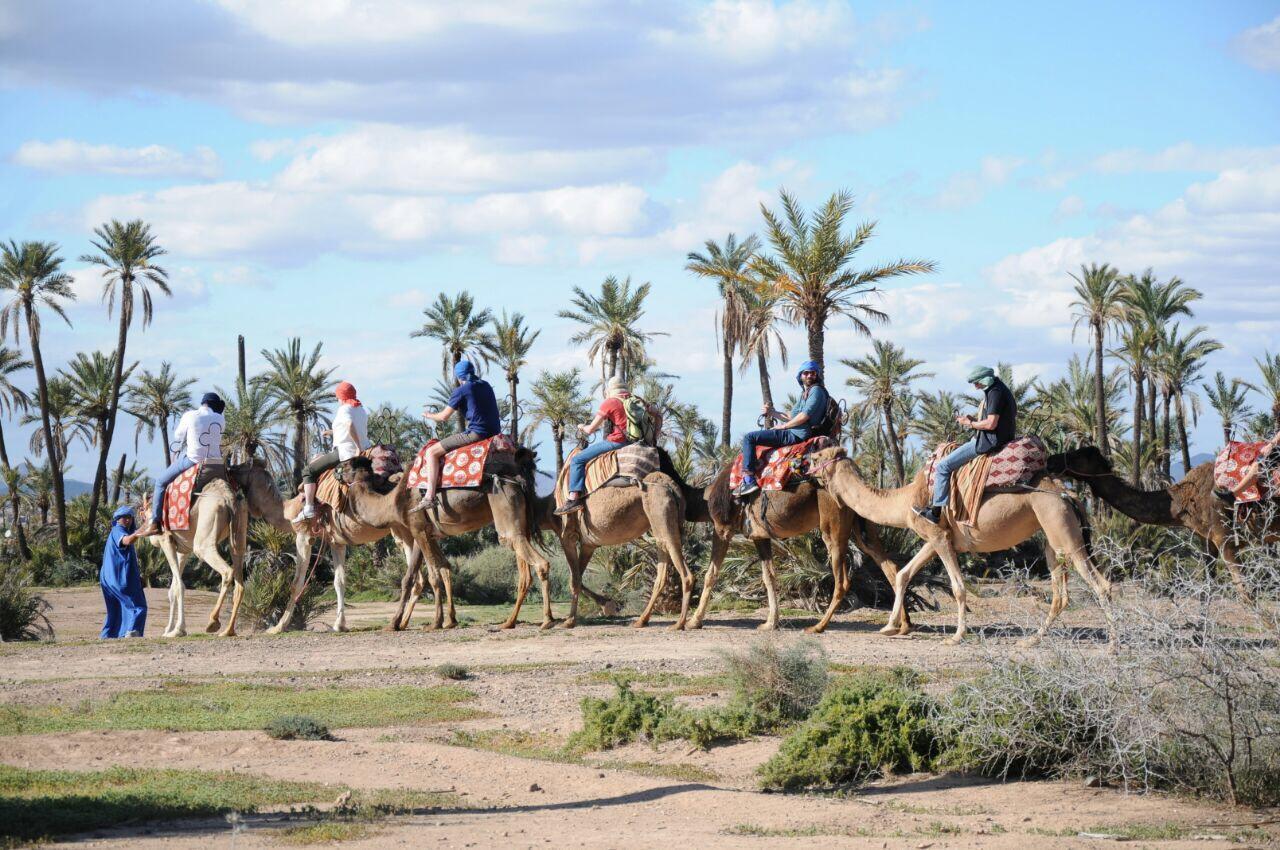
[295,381,370,523]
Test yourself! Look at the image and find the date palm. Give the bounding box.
[738,278,788,412]
[1255,351,1280,424]
[257,339,335,487]
[411,291,494,379]
[558,276,662,393]
[912,390,967,447]
[1154,325,1220,476]
[125,362,196,465]
[754,189,935,371]
[686,233,758,447]
[21,460,55,528]
[0,346,31,557]
[485,311,540,439]
[1203,372,1254,446]
[20,377,91,466]
[842,340,932,485]
[366,403,434,461]
[0,240,76,554]
[525,369,590,473]
[218,379,288,470]
[61,351,137,504]
[1069,262,1125,456]
[79,219,171,530]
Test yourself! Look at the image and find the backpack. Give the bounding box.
[810,395,844,440]
[622,396,658,446]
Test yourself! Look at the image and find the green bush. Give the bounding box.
[758,669,944,791]
[45,556,96,587]
[721,641,827,728]
[0,561,54,641]
[265,715,332,741]
[451,546,572,605]
[435,663,469,680]
[239,551,334,632]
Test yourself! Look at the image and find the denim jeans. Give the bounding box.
[569,440,627,494]
[151,455,197,523]
[740,428,807,479]
[932,439,981,507]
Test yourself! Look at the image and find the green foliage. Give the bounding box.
[239,525,334,631]
[264,714,332,741]
[757,669,943,791]
[451,545,572,604]
[435,663,469,680]
[0,561,53,641]
[720,641,828,728]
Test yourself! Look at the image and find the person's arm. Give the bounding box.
[423,406,457,424]
[962,412,1000,431]
[170,413,190,456]
[121,531,141,546]
[776,410,810,430]
[578,412,608,436]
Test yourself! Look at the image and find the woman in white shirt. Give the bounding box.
[295,381,370,522]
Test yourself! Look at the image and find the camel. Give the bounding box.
[342,451,559,630]
[688,463,901,632]
[1047,445,1279,597]
[802,446,1114,645]
[227,457,432,633]
[140,467,250,638]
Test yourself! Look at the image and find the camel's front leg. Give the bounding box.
[757,540,780,631]
[502,555,531,629]
[887,542,938,637]
[331,545,349,632]
[852,520,911,631]
[634,551,671,629]
[932,542,968,645]
[268,531,314,634]
[158,539,186,637]
[418,538,457,629]
[192,540,237,637]
[809,503,854,634]
[561,540,584,629]
[688,530,732,629]
[386,545,421,631]
[206,573,230,633]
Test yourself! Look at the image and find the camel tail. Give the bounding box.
[656,447,710,523]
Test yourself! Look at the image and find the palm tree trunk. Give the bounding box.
[0,422,31,560]
[607,346,618,384]
[88,294,131,532]
[292,412,306,488]
[756,349,774,411]
[1160,389,1172,476]
[1131,369,1144,485]
[508,374,519,438]
[160,418,171,466]
[110,453,127,504]
[1174,391,1192,477]
[1093,323,1108,455]
[26,307,67,555]
[883,403,905,485]
[1146,375,1158,451]
[720,337,733,448]
[553,424,565,473]
[806,316,824,373]
[451,351,466,430]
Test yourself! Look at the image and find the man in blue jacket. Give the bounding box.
[734,360,829,497]
[100,505,147,639]
[413,359,502,512]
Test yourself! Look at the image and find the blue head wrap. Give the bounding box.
[454,360,477,381]
[112,505,135,521]
[796,360,822,386]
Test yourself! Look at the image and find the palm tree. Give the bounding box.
[0,345,31,557]
[525,369,590,473]
[738,279,789,411]
[1203,372,1254,446]
[111,459,152,505]
[218,378,288,470]
[411,291,494,379]
[20,377,91,468]
[754,189,935,371]
[1154,325,1220,476]
[1036,355,1128,454]
[685,233,759,447]
[558,276,663,393]
[125,362,196,465]
[366,403,433,461]
[257,339,335,487]
[0,240,76,554]
[1069,263,1125,456]
[1113,325,1149,485]
[61,351,137,504]
[79,219,171,530]
[842,340,932,485]
[1255,351,1280,424]
[911,390,966,447]
[21,460,55,528]
[484,311,541,439]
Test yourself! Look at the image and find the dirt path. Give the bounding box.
[2,588,1272,850]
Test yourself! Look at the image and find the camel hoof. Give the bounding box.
[631,619,650,629]
[803,624,827,635]
[333,623,348,633]
[1017,636,1042,649]
[443,621,458,630]
[686,619,704,630]
[890,630,913,639]
[204,622,221,634]
[561,617,577,629]
[422,623,440,632]
[540,619,556,631]
[667,621,686,632]
[217,628,237,638]
[499,621,517,630]
[757,621,778,631]
[266,624,285,636]
[943,635,963,646]
[878,623,898,635]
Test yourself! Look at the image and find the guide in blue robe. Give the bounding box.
[100,505,147,639]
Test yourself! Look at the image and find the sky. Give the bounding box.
[1,0,1278,480]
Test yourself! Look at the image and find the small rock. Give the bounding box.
[1082,774,1101,788]
[529,782,542,792]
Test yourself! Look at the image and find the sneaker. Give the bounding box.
[293,504,316,524]
[733,477,760,498]
[555,497,585,515]
[912,505,942,525]
[1213,488,1236,505]
[409,492,437,514]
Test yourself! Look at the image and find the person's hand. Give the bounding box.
[955,414,969,426]
[321,428,333,438]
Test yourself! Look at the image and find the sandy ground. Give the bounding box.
[2,586,1276,850]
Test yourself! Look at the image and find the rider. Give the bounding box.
[294,381,370,523]
[913,365,1017,525]
[413,359,502,512]
[137,391,225,537]
[733,360,829,497]
[556,376,649,515]
[1227,429,1280,500]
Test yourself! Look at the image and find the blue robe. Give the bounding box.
[100,524,147,638]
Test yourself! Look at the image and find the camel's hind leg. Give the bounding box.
[493,489,555,630]
[634,550,671,629]
[852,520,911,631]
[419,540,458,630]
[331,545,349,632]
[808,497,855,634]
[757,540,780,631]
[268,531,315,635]
[887,541,939,637]
[191,505,242,637]
[688,529,732,629]
[386,544,424,631]
[562,539,586,629]
[1037,500,1115,644]
[1019,540,1070,648]
[642,479,693,630]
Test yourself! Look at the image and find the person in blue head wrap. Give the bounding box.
[100,505,147,638]
[733,359,829,497]
[413,359,502,511]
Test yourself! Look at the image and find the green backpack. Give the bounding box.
[621,396,658,446]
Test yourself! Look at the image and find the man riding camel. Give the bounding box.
[556,375,655,515]
[413,359,502,513]
[733,360,829,498]
[137,392,225,537]
[294,381,371,523]
[913,365,1017,525]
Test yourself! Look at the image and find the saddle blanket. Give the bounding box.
[306,445,403,516]
[925,435,1048,492]
[162,460,229,532]
[405,434,516,491]
[729,436,834,492]
[554,443,660,507]
[1213,441,1278,504]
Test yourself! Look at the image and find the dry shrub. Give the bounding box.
[0,561,54,641]
[240,522,333,632]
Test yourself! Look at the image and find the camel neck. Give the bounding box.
[826,461,915,528]
[1082,471,1177,525]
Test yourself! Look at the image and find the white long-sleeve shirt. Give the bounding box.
[331,402,370,461]
[170,405,225,463]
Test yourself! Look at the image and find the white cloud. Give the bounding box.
[683,0,853,61]
[66,264,210,314]
[12,139,219,178]
[495,235,550,265]
[924,155,1025,210]
[1232,15,1280,72]
[1054,195,1086,218]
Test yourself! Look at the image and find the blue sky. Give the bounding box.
[1,0,1278,478]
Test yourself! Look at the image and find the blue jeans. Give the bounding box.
[569,440,627,494]
[932,439,981,507]
[740,428,807,479]
[152,455,197,523]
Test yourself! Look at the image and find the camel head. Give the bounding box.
[803,446,849,487]
[231,456,285,517]
[1046,445,1111,478]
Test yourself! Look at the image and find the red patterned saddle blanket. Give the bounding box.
[925,436,1048,492]
[405,434,516,490]
[159,461,231,532]
[729,436,834,492]
[1213,441,1278,504]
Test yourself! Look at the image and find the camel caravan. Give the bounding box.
[132,356,1280,644]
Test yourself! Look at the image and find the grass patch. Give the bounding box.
[595,760,719,783]
[0,764,336,847]
[434,663,469,681]
[725,823,876,838]
[0,681,480,736]
[276,820,379,844]
[266,715,333,741]
[577,667,729,695]
[273,788,460,846]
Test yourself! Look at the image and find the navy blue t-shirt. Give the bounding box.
[448,379,501,437]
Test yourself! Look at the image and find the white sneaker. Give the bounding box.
[294,504,316,524]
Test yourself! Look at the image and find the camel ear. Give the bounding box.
[834,447,847,459]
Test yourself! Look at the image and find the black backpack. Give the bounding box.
[811,396,844,440]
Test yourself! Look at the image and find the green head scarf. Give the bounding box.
[967,366,996,388]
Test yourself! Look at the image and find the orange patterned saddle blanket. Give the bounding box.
[405,434,516,490]
[728,436,834,492]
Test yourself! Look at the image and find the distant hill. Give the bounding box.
[0,478,93,497]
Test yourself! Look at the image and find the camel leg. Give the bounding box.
[688,529,732,629]
[159,539,186,637]
[1217,535,1252,602]
[562,541,584,629]
[1020,541,1069,648]
[1042,514,1116,646]
[758,540,780,631]
[268,531,314,635]
[331,546,349,632]
[808,501,855,634]
[887,542,939,637]
[385,544,420,631]
[206,572,230,633]
[851,520,911,631]
[494,487,556,630]
[931,542,969,645]
[634,550,671,629]
[502,554,531,629]
[642,481,693,630]
[192,532,238,637]
[420,538,456,629]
